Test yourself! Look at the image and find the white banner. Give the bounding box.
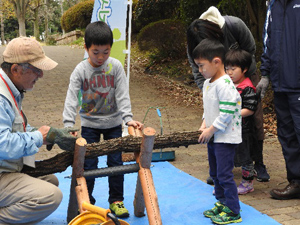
[87,0,128,66]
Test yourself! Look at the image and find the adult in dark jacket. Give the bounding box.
[187,6,270,183]
[258,0,300,199]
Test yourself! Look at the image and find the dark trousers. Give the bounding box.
[81,125,124,204]
[274,92,300,183]
[208,142,240,214]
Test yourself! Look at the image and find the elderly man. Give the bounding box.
[0,37,76,224]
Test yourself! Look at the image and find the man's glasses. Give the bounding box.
[19,63,43,76]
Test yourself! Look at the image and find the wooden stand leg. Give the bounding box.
[67,138,88,223]
[128,126,146,217]
[139,127,162,225]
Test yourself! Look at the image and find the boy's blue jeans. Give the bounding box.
[81,125,124,205]
[208,142,240,215]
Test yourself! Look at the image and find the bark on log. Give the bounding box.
[22,130,201,177]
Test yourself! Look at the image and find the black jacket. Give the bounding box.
[188,16,256,90]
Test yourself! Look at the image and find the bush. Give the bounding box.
[45,35,57,45]
[133,0,179,33]
[61,0,94,33]
[137,19,187,60]
[178,0,220,26]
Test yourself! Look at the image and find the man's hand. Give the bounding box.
[38,125,51,144]
[46,127,79,151]
[256,76,269,99]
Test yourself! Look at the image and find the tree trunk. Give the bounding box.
[22,130,201,177]
[12,0,29,37]
[0,1,5,44]
[17,15,26,36]
[60,0,65,35]
[33,7,39,40]
[44,0,49,41]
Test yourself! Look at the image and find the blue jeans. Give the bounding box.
[81,125,124,204]
[208,142,240,214]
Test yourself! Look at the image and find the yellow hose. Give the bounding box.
[68,211,106,225]
[68,202,130,225]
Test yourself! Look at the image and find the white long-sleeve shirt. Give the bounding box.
[203,74,242,144]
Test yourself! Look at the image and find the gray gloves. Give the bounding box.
[256,76,270,99]
[46,127,79,151]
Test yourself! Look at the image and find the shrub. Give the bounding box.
[133,0,179,33]
[137,19,187,60]
[178,0,220,26]
[61,0,94,33]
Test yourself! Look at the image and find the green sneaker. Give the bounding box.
[203,201,225,218]
[210,206,242,224]
[109,201,129,218]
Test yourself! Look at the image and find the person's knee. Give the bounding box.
[48,174,59,187]
[50,187,63,211]
[39,174,59,186]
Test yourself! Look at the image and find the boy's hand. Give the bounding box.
[127,120,144,130]
[198,119,206,132]
[198,126,217,144]
[198,125,206,132]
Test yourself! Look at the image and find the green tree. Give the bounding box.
[9,0,29,36]
[0,0,15,43]
[178,0,220,26]
[29,0,44,40]
[218,0,266,42]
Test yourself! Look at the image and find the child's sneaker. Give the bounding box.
[109,201,129,218]
[254,163,270,182]
[203,201,224,218]
[237,179,254,195]
[210,206,242,224]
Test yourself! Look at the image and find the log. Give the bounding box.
[67,138,89,222]
[137,127,162,225]
[22,130,201,177]
[128,127,146,217]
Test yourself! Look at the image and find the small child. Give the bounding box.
[225,49,258,195]
[193,39,242,224]
[63,21,143,218]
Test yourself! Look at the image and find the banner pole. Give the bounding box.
[126,0,133,85]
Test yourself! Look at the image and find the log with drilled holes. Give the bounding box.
[22,130,201,177]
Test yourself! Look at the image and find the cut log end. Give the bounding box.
[76,137,87,146]
[143,127,156,136]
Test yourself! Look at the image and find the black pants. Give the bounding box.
[274,92,300,183]
[81,125,124,204]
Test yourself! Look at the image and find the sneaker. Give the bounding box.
[203,201,224,218]
[207,176,214,185]
[237,179,254,195]
[254,163,270,182]
[109,201,129,218]
[211,206,242,224]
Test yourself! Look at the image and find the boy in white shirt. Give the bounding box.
[193,38,242,224]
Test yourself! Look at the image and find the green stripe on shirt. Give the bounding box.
[220,109,235,114]
[219,101,237,106]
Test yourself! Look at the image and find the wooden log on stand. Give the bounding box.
[128,126,146,217]
[67,137,89,223]
[138,127,162,225]
[22,131,201,177]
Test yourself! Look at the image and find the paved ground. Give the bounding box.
[1,45,299,224]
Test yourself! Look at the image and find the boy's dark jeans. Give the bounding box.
[81,125,124,204]
[208,142,240,214]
